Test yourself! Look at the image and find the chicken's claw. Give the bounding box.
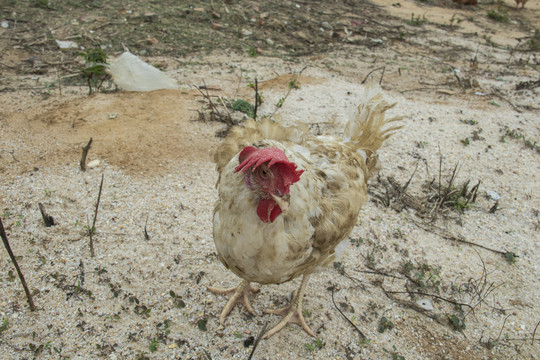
[208,279,259,325]
[263,274,315,339]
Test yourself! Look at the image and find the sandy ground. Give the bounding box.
[1,1,540,359]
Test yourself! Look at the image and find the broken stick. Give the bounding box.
[80,138,93,171]
[38,203,56,227]
[0,217,36,311]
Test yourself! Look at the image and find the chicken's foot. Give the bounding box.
[263,274,315,338]
[208,279,259,325]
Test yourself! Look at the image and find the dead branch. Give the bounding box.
[381,285,451,330]
[384,290,474,310]
[414,220,515,259]
[270,66,308,118]
[361,66,385,85]
[253,78,259,121]
[248,321,269,360]
[144,214,150,241]
[80,138,93,171]
[88,174,104,257]
[329,284,367,340]
[38,202,56,227]
[0,217,36,311]
[532,319,540,345]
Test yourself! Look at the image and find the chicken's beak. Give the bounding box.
[271,193,290,213]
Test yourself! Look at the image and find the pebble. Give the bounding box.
[321,21,332,30]
[416,298,434,311]
[486,190,501,201]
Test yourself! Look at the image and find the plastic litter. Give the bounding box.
[107,52,178,92]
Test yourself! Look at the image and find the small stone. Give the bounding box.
[241,29,252,37]
[416,298,434,311]
[321,21,332,30]
[1,20,9,28]
[486,190,500,201]
[87,160,100,168]
[56,40,79,50]
[266,38,274,46]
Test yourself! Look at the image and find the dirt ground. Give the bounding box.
[1,0,539,359]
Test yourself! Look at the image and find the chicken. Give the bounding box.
[514,0,528,9]
[209,84,401,338]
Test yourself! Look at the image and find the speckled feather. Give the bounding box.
[213,85,401,285]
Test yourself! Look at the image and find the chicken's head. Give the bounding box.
[234,146,304,223]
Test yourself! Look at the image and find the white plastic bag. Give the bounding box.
[107,52,178,92]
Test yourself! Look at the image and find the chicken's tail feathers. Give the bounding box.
[344,84,402,176]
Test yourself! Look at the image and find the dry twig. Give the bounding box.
[0,217,36,311]
[329,284,367,340]
[38,203,56,227]
[248,322,269,360]
[80,138,93,171]
[88,174,104,257]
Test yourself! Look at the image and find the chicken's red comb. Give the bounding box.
[235,146,303,183]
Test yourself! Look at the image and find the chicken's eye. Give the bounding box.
[260,168,269,178]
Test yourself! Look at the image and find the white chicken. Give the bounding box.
[209,84,401,338]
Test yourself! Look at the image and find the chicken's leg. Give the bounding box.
[208,279,259,325]
[263,274,315,338]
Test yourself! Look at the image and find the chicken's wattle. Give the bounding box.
[257,198,282,223]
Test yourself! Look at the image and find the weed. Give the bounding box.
[246,46,258,58]
[416,140,428,148]
[460,138,470,146]
[197,318,208,331]
[169,290,186,308]
[79,47,109,95]
[304,338,323,352]
[504,252,517,264]
[232,99,254,118]
[0,318,9,332]
[7,270,16,282]
[527,29,540,51]
[288,78,300,89]
[359,338,372,347]
[149,339,158,353]
[449,14,464,27]
[402,260,441,293]
[386,345,405,360]
[350,237,363,247]
[35,0,52,9]
[500,127,539,153]
[275,97,285,108]
[505,128,524,140]
[378,316,395,333]
[487,8,509,23]
[460,119,478,125]
[448,314,466,331]
[333,261,346,275]
[408,13,427,26]
[234,330,243,338]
